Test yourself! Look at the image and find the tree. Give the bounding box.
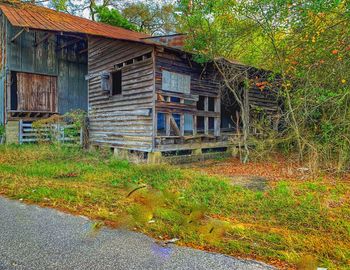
[95,6,137,31]
[25,0,177,34]
[122,0,178,35]
[177,0,258,163]
[24,0,113,20]
[177,0,350,169]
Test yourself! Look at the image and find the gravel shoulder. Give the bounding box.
[0,196,275,270]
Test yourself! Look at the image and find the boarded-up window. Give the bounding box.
[162,70,190,94]
[16,72,57,112]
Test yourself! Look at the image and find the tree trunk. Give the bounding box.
[214,60,250,163]
[241,83,250,163]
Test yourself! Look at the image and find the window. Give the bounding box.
[184,99,194,105]
[170,114,181,136]
[162,70,190,94]
[197,116,205,134]
[184,114,193,135]
[197,96,205,110]
[170,97,181,103]
[172,114,181,127]
[209,117,215,131]
[208,97,215,112]
[157,113,166,135]
[111,70,122,95]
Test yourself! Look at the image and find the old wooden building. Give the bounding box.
[0,2,279,162]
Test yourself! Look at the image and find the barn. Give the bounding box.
[0,1,280,162]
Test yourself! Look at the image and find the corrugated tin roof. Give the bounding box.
[142,34,187,49]
[0,2,150,43]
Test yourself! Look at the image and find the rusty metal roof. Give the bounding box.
[0,2,150,43]
[142,34,187,49]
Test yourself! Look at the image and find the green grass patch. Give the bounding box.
[0,144,349,269]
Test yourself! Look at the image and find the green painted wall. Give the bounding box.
[4,17,88,116]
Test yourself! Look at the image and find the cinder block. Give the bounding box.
[5,121,19,144]
[114,148,129,160]
[147,152,162,164]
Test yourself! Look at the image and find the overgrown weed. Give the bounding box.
[0,145,349,269]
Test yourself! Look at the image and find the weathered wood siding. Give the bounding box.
[153,48,225,151]
[5,19,87,115]
[155,49,220,106]
[0,12,6,124]
[16,73,57,112]
[248,87,279,114]
[88,37,154,151]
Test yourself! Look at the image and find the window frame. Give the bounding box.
[162,70,191,94]
[110,69,122,96]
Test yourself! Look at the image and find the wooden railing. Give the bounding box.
[19,120,83,145]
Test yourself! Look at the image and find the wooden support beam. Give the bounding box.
[166,114,171,136]
[78,48,88,54]
[169,115,181,136]
[156,90,199,102]
[204,117,209,135]
[56,38,81,51]
[214,97,221,136]
[158,94,181,137]
[204,97,209,135]
[180,114,185,136]
[11,28,29,43]
[34,33,54,47]
[193,115,197,135]
[60,33,86,40]
[204,96,209,111]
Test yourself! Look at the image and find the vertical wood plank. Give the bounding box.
[204,96,208,111]
[204,116,209,135]
[204,97,209,135]
[19,119,23,144]
[180,114,185,136]
[193,115,197,135]
[16,72,57,112]
[166,113,171,136]
[152,48,157,151]
[214,97,221,136]
[6,72,11,111]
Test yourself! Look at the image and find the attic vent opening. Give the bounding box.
[113,52,152,70]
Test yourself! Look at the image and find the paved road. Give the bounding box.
[0,197,275,270]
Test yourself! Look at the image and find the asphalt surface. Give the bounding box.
[0,197,275,270]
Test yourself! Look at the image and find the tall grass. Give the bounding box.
[0,144,349,269]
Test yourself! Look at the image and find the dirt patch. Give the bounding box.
[230,175,269,191]
[191,156,312,181]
